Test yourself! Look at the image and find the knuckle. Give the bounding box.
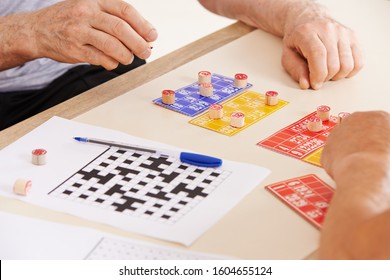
[297,22,313,34]
[120,2,135,18]
[328,63,341,78]
[81,48,98,64]
[69,1,92,18]
[310,46,327,60]
[323,21,336,33]
[102,38,117,54]
[112,20,127,38]
[340,60,354,74]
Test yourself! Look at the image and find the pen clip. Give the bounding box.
[179,152,222,168]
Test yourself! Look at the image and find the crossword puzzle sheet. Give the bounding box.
[153,73,252,117]
[257,112,338,166]
[50,147,230,225]
[0,117,270,246]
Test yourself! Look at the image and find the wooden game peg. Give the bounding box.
[230,111,245,128]
[338,112,351,123]
[13,179,32,196]
[209,104,224,119]
[32,148,47,165]
[161,89,175,104]
[198,71,212,84]
[316,105,331,121]
[233,73,248,88]
[307,116,323,132]
[265,91,279,106]
[199,82,213,97]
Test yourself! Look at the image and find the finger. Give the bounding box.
[99,0,158,42]
[79,44,120,70]
[282,46,310,89]
[92,12,152,61]
[346,43,364,78]
[299,35,328,90]
[318,35,340,81]
[331,38,354,81]
[85,24,136,65]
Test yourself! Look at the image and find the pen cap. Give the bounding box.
[179,152,222,168]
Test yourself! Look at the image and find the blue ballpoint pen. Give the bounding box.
[73,137,222,168]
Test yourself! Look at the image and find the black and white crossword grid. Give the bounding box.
[49,147,231,225]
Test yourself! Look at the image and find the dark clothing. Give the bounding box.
[0,57,145,130]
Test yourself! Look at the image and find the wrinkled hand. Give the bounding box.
[28,0,157,70]
[321,111,390,178]
[282,16,364,90]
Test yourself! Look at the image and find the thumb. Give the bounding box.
[282,46,311,89]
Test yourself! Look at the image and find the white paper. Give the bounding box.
[0,212,231,260]
[0,117,270,245]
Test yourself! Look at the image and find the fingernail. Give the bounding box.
[299,77,310,89]
[147,28,158,41]
[140,47,151,59]
[312,82,323,90]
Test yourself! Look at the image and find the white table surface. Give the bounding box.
[0,0,389,260]
[73,0,390,259]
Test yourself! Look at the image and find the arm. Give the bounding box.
[0,0,158,71]
[198,0,363,90]
[319,111,390,259]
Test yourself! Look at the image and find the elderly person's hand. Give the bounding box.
[321,111,390,179]
[282,10,364,89]
[17,0,157,70]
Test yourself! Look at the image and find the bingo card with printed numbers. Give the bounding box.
[265,174,334,229]
[189,91,288,136]
[257,112,338,166]
[153,73,252,117]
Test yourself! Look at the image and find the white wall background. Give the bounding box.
[125,0,235,61]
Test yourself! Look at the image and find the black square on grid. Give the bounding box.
[50,146,230,224]
[124,159,133,165]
